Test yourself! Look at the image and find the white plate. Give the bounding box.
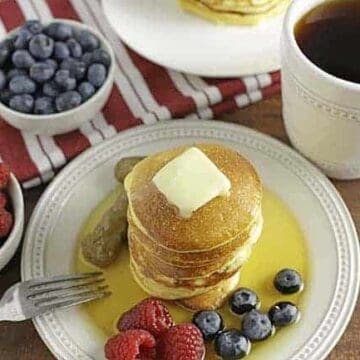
[102,0,284,77]
[21,120,359,360]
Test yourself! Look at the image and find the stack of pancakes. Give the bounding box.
[124,144,263,310]
[178,0,291,25]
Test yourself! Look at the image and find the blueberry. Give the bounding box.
[0,70,6,91]
[55,69,76,91]
[34,96,55,114]
[215,329,251,360]
[12,50,35,69]
[241,310,274,342]
[53,42,70,60]
[44,58,58,71]
[9,94,34,113]
[60,58,86,80]
[23,20,43,35]
[29,34,54,59]
[44,23,59,38]
[9,75,36,94]
[7,68,27,81]
[14,29,33,50]
[81,51,93,66]
[43,80,61,98]
[45,23,73,41]
[60,57,75,70]
[0,88,12,105]
[269,302,300,327]
[192,311,224,341]
[91,48,111,67]
[75,30,99,51]
[66,38,82,58]
[78,81,95,101]
[0,39,12,66]
[30,62,55,83]
[87,63,106,88]
[72,61,87,80]
[229,288,260,315]
[55,91,81,112]
[274,269,304,295]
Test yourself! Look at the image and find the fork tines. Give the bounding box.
[26,272,110,311]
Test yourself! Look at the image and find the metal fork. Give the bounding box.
[0,272,110,322]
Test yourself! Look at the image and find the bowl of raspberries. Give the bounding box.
[0,19,115,136]
[0,163,24,271]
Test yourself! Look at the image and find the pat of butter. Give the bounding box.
[152,147,231,218]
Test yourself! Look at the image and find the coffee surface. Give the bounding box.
[295,0,360,84]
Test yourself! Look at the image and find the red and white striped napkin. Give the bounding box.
[0,0,280,188]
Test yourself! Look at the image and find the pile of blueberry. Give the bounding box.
[192,268,304,359]
[0,20,111,115]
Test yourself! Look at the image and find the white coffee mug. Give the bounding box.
[281,0,360,180]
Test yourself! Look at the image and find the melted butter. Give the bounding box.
[152,147,231,218]
[75,189,308,359]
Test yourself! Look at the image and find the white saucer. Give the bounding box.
[102,0,285,77]
[21,120,359,360]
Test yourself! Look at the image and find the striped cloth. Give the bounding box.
[0,0,280,188]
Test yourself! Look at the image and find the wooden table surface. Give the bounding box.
[0,95,359,359]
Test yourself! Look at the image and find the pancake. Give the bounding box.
[199,0,285,14]
[178,271,241,311]
[127,208,262,266]
[129,231,253,279]
[130,258,223,299]
[130,247,240,290]
[178,0,291,25]
[125,144,262,252]
[125,144,263,308]
[128,218,262,299]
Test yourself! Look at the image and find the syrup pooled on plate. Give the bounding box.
[295,0,360,83]
[75,188,309,359]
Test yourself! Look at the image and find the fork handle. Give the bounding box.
[0,285,26,322]
[0,302,13,321]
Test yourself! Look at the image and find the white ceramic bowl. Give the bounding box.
[0,173,24,271]
[0,19,115,136]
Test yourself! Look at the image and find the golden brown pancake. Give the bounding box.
[198,0,284,14]
[125,144,263,308]
[127,209,262,266]
[130,248,239,290]
[125,144,262,252]
[178,0,291,25]
[130,259,223,299]
[128,230,254,279]
[178,271,241,311]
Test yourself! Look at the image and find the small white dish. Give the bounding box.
[0,173,24,271]
[21,120,359,360]
[102,0,286,77]
[0,19,115,136]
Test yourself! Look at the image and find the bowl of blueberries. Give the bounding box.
[0,19,115,136]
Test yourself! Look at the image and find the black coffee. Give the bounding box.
[295,0,360,83]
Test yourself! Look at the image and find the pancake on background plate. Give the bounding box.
[124,144,263,310]
[178,0,291,25]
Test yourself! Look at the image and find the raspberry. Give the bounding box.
[105,329,156,360]
[0,192,7,208]
[0,163,10,189]
[0,208,13,238]
[157,324,205,360]
[117,298,174,338]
